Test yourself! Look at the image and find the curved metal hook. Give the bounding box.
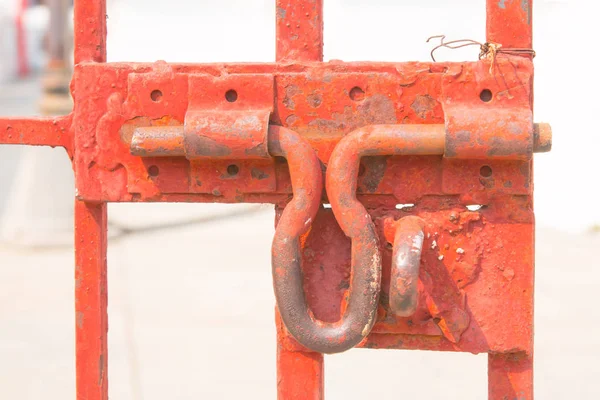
[271,125,390,354]
[271,125,358,354]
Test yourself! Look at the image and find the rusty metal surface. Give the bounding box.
[269,125,374,354]
[74,200,108,400]
[0,0,551,399]
[533,123,552,153]
[445,107,533,159]
[276,0,323,62]
[1,60,552,203]
[131,111,272,160]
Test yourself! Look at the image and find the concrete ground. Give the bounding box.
[2,0,599,398]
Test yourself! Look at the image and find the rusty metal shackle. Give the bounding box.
[271,125,385,354]
[387,216,425,317]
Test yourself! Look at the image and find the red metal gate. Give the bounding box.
[0,1,551,398]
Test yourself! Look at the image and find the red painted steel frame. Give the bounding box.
[74,200,108,399]
[277,2,325,397]
[0,0,545,399]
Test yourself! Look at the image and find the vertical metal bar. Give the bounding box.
[486,0,533,48]
[276,0,324,62]
[488,353,533,400]
[75,200,108,400]
[276,315,324,400]
[275,1,324,397]
[277,344,324,400]
[487,2,534,397]
[73,2,108,394]
[74,0,107,63]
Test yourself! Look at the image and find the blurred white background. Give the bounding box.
[1,0,594,232]
[0,0,598,399]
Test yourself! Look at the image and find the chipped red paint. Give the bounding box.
[275,313,324,400]
[0,116,72,150]
[0,0,552,399]
[487,0,532,49]
[276,0,323,62]
[74,200,108,400]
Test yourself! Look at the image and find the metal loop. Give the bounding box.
[270,125,382,354]
[390,216,425,317]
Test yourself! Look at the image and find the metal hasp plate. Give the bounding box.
[0,1,552,399]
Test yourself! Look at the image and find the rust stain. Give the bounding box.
[76,311,84,328]
[498,0,510,9]
[98,354,104,386]
[120,115,181,143]
[276,7,286,19]
[283,85,302,110]
[360,156,387,193]
[285,114,299,126]
[521,0,531,24]
[185,135,232,157]
[309,94,397,133]
[251,168,269,180]
[410,95,438,119]
[306,91,323,108]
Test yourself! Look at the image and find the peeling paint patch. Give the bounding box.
[308,94,397,133]
[76,311,84,328]
[251,168,269,180]
[361,156,387,193]
[98,354,104,385]
[285,114,299,126]
[307,92,323,108]
[411,95,438,119]
[283,85,302,110]
[276,7,286,19]
[521,0,531,24]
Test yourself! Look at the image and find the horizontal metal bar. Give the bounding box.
[0,116,72,151]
